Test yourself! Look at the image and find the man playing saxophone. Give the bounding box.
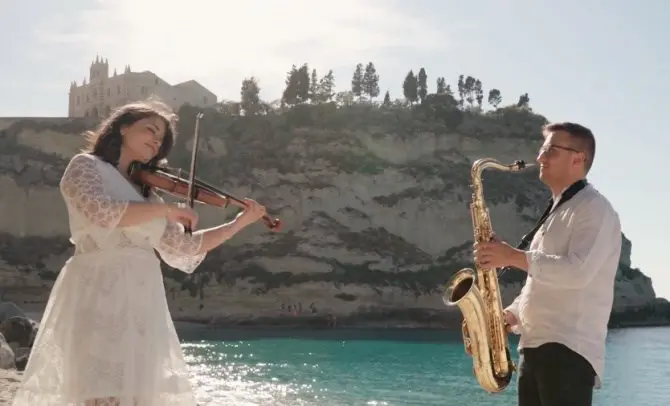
[473,122,622,406]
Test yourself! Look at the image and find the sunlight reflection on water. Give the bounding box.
[184,341,321,406]
[179,327,670,406]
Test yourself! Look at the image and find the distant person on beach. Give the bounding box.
[473,122,621,406]
[11,101,266,406]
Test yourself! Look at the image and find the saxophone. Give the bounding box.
[442,158,533,393]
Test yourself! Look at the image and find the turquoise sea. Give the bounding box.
[177,326,670,405]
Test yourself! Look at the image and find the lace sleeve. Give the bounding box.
[59,153,129,229]
[156,221,206,273]
[148,193,206,273]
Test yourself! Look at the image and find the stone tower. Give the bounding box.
[88,55,108,117]
[89,55,109,82]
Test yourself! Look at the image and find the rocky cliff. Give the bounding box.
[0,101,665,328]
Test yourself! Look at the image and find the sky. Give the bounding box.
[1,1,669,298]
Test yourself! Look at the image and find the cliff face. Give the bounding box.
[0,103,661,327]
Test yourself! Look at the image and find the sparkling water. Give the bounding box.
[179,326,670,405]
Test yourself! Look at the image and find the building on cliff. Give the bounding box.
[67,56,218,118]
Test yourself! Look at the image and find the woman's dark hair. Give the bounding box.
[82,99,177,197]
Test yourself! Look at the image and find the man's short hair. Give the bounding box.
[542,122,596,174]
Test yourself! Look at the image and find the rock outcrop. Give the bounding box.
[0,101,665,329]
[0,302,38,370]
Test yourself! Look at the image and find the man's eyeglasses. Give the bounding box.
[538,144,582,156]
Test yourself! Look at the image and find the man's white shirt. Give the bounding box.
[505,183,622,389]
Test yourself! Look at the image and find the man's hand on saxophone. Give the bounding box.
[502,310,519,334]
[473,238,529,271]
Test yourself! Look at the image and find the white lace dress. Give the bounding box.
[12,153,206,406]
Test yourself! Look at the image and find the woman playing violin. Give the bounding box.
[12,100,266,406]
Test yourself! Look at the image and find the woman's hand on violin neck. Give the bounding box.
[192,198,266,254]
[166,203,199,229]
[235,198,266,227]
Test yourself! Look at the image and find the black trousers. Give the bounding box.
[517,342,596,406]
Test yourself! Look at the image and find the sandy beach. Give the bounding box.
[0,369,21,405]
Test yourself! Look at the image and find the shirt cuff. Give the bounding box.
[504,304,522,335]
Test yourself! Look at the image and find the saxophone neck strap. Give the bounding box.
[516,179,588,250]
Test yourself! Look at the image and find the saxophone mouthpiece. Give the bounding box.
[514,160,535,170]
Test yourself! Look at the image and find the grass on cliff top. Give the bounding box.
[174,96,548,149]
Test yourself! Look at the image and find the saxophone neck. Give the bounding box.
[470,158,535,201]
[471,158,534,178]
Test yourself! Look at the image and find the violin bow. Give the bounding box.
[184,112,204,235]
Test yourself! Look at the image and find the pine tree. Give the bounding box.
[318,70,335,102]
[382,91,391,107]
[309,69,319,103]
[240,77,261,115]
[517,93,530,108]
[362,62,380,100]
[464,76,476,106]
[474,79,483,108]
[296,64,310,103]
[487,89,502,108]
[457,75,465,107]
[281,65,299,107]
[351,63,363,100]
[402,70,418,104]
[436,77,447,94]
[417,68,428,103]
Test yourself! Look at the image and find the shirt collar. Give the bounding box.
[553,187,568,204]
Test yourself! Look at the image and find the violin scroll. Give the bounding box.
[260,213,282,232]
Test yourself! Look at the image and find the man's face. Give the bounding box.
[536,130,583,186]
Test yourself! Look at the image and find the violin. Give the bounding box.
[128,163,282,231]
[127,112,281,232]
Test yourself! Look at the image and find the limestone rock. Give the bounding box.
[0,103,661,327]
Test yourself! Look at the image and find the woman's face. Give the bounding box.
[120,115,166,163]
